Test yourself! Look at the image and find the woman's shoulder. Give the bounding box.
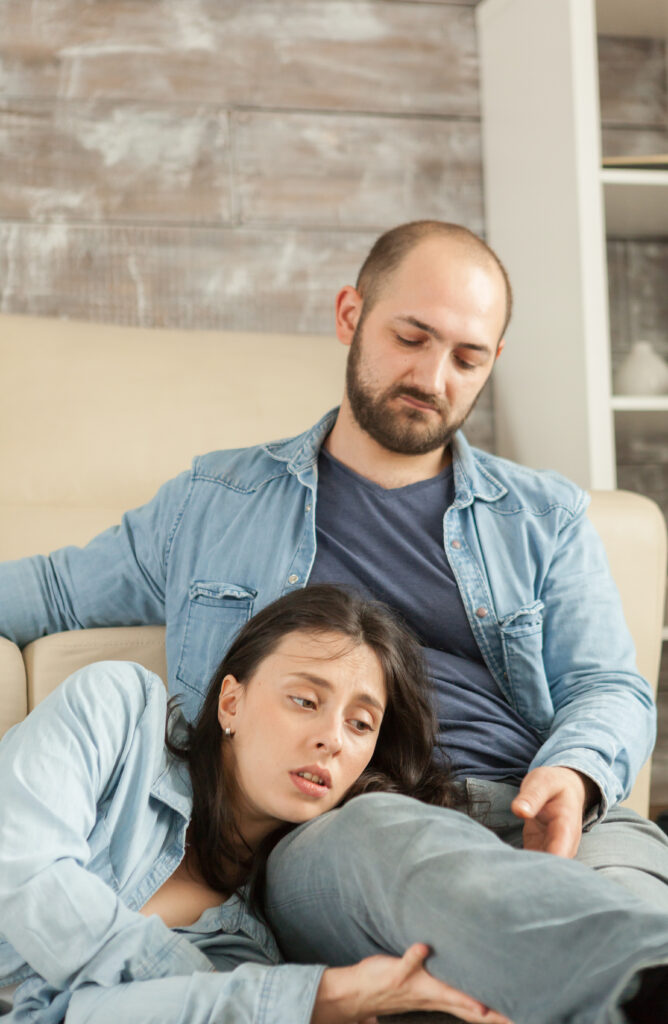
[41,660,168,744]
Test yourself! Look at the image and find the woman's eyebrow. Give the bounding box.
[289,672,385,713]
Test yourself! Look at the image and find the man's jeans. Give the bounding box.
[265,788,668,1024]
[465,780,668,912]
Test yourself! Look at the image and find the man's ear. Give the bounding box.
[335,285,363,348]
[496,336,506,359]
[217,674,244,731]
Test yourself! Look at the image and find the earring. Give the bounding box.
[224,727,233,738]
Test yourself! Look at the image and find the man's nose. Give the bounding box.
[411,347,449,396]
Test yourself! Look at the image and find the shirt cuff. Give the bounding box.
[256,963,326,1024]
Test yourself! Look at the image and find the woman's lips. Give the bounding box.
[289,772,330,797]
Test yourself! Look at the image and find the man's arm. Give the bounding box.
[0,469,192,648]
[513,503,656,853]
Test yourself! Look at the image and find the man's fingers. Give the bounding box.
[512,777,550,818]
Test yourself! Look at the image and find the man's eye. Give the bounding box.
[397,335,422,347]
[454,355,476,371]
[291,696,317,710]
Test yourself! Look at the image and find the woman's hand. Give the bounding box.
[312,942,513,1024]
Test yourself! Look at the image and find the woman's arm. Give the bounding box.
[63,948,510,1024]
[0,662,213,992]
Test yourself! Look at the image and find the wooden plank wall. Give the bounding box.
[0,0,495,447]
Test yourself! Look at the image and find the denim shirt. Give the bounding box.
[0,661,324,1024]
[0,409,656,818]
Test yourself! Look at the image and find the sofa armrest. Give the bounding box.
[23,626,168,710]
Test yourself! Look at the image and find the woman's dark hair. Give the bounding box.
[166,584,463,909]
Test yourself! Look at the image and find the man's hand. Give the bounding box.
[312,943,513,1024]
[510,766,598,858]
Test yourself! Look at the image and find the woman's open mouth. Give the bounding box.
[289,770,331,797]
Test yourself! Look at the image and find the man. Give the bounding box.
[2,221,668,1020]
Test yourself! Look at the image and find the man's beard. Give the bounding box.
[345,322,481,456]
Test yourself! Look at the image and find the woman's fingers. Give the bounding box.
[397,942,430,976]
[395,946,513,1023]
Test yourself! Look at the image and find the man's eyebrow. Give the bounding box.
[289,672,385,713]
[394,315,492,354]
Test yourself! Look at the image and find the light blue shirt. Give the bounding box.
[0,661,325,1024]
[0,409,656,817]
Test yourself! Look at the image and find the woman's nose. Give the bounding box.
[315,719,343,755]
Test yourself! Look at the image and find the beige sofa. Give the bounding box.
[0,313,666,818]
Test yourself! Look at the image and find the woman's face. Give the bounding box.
[218,629,387,845]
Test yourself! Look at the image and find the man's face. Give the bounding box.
[343,239,506,455]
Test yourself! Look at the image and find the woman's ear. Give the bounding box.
[217,674,244,732]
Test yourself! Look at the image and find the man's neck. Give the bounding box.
[324,402,452,490]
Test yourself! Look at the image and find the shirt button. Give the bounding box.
[476,606,488,618]
[305,504,312,512]
[288,574,299,584]
[451,540,461,549]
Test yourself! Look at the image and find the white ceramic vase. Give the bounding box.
[613,340,668,396]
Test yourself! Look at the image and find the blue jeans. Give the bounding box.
[465,780,668,912]
[265,790,668,1024]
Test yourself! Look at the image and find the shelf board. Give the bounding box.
[601,169,668,237]
[596,0,668,38]
[612,395,668,411]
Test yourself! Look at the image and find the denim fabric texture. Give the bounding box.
[265,791,668,1024]
[0,662,324,1024]
[0,409,654,816]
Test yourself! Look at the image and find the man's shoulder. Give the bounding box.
[470,445,588,518]
[188,409,337,492]
[190,433,304,493]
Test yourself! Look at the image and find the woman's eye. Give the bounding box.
[290,696,317,710]
[350,719,374,733]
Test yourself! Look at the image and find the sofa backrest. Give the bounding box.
[1,314,666,816]
[0,313,347,559]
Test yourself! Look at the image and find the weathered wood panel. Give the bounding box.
[0,1,479,117]
[600,126,668,159]
[0,101,232,224]
[598,35,667,129]
[0,223,375,332]
[233,112,483,232]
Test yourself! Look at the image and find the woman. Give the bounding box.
[0,585,509,1024]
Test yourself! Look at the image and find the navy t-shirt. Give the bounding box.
[309,448,542,781]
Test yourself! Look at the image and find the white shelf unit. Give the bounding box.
[602,169,668,237]
[611,396,668,412]
[477,0,668,631]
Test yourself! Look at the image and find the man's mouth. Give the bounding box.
[399,393,439,412]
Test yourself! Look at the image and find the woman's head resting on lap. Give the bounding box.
[216,620,387,844]
[169,584,455,897]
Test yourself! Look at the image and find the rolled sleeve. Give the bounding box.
[65,964,326,1024]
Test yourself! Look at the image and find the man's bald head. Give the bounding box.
[355,220,513,344]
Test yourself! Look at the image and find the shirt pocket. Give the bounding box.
[498,601,552,731]
[176,581,257,697]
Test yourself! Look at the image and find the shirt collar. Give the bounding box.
[150,713,194,821]
[263,408,507,505]
[450,431,508,507]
